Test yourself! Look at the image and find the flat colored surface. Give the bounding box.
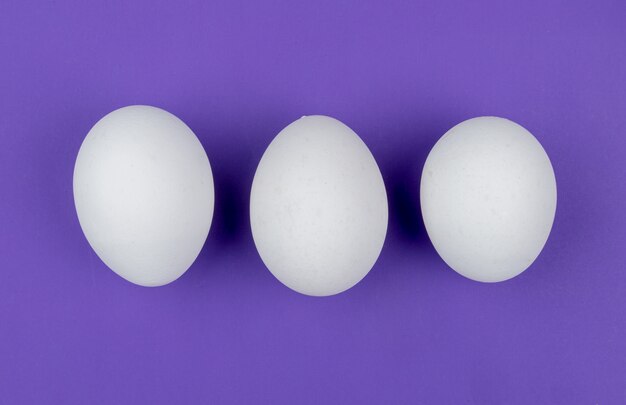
[1,1,624,403]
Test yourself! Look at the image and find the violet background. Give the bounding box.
[1,1,625,403]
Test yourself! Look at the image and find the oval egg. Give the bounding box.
[420,116,557,282]
[73,105,214,286]
[250,115,388,296]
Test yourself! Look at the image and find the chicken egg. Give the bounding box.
[420,116,557,282]
[73,105,214,286]
[250,116,388,296]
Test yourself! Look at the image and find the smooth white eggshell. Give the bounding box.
[420,116,557,282]
[250,115,388,296]
[74,105,214,286]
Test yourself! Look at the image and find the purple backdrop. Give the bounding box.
[1,1,625,403]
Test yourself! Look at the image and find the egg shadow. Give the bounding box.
[379,124,448,246]
[386,161,426,242]
[211,171,251,247]
[197,139,255,249]
[363,115,462,282]
[184,115,287,282]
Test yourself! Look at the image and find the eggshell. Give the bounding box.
[73,105,214,286]
[420,116,557,282]
[250,116,388,296]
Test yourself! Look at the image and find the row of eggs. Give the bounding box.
[74,106,557,296]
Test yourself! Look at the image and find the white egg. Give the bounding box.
[73,105,214,286]
[250,116,388,296]
[420,116,557,282]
